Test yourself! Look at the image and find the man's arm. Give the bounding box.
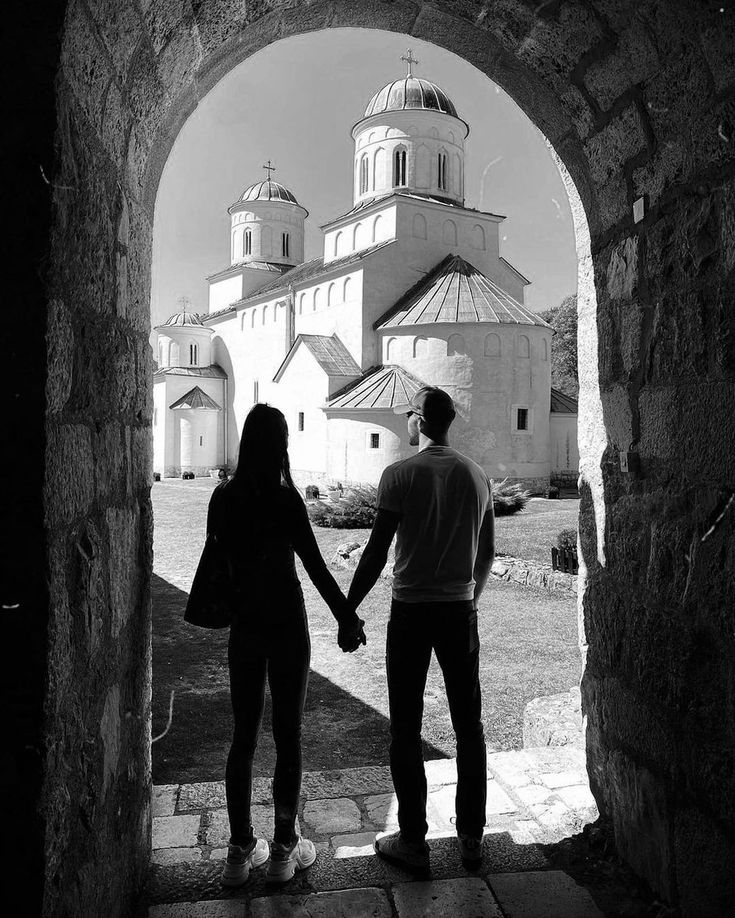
[347,508,401,613]
[472,507,495,608]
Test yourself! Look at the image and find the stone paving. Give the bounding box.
[147,746,605,916]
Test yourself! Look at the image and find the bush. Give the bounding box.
[492,478,531,516]
[307,485,379,528]
[556,528,577,551]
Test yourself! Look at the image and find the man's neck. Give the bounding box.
[418,433,450,450]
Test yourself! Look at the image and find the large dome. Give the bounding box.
[162,312,203,327]
[363,77,459,119]
[238,180,300,205]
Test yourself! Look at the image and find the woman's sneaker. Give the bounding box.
[220,837,269,886]
[374,831,430,874]
[266,835,317,884]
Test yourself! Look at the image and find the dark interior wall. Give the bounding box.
[13,1,735,916]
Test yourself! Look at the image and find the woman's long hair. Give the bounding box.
[232,403,298,495]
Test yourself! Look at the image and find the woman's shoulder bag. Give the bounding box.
[184,532,237,629]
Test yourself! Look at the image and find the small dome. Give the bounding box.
[162,312,203,327]
[238,180,300,205]
[363,77,459,119]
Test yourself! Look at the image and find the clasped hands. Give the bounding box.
[336,601,366,654]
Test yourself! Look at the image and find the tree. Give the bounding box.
[542,293,578,398]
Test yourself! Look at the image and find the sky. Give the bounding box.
[151,29,577,328]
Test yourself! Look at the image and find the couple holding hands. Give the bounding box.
[205,386,495,886]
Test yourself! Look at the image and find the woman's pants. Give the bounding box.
[226,601,310,847]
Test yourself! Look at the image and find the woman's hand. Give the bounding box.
[338,614,367,653]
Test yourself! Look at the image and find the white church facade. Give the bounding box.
[153,58,579,491]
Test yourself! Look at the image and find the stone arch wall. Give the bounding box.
[10,2,734,916]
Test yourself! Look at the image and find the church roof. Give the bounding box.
[322,191,505,228]
[326,365,426,411]
[169,386,221,411]
[363,77,459,119]
[550,388,578,413]
[154,365,227,380]
[236,180,300,206]
[160,311,203,327]
[274,335,361,382]
[375,255,551,330]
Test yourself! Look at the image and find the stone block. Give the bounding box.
[153,784,178,817]
[300,764,393,799]
[101,79,131,170]
[152,814,201,849]
[326,0,419,34]
[149,901,246,917]
[332,832,378,859]
[424,757,457,786]
[516,784,552,807]
[486,780,518,815]
[523,689,584,750]
[251,888,392,918]
[606,237,638,302]
[87,0,143,78]
[156,25,203,94]
[584,27,660,112]
[699,19,735,94]
[151,846,202,865]
[555,784,598,813]
[204,806,272,847]
[393,878,503,917]
[177,780,226,812]
[559,85,595,140]
[410,3,503,78]
[45,424,95,525]
[61,1,113,134]
[107,506,140,639]
[487,750,535,787]
[490,870,604,917]
[584,106,648,188]
[364,792,399,831]
[674,805,735,917]
[303,798,361,836]
[46,299,75,416]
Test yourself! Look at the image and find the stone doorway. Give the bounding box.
[12,3,735,916]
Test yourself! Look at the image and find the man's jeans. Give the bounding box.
[386,599,487,842]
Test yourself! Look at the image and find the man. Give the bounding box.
[341,385,495,873]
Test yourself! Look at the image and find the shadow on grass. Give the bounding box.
[152,574,446,785]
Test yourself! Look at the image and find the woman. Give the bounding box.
[207,404,364,886]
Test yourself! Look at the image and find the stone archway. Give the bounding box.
[11,2,735,916]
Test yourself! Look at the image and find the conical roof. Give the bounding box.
[364,77,458,119]
[238,180,300,205]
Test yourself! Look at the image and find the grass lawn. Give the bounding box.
[494,497,579,564]
[151,479,581,785]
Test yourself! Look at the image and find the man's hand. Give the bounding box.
[338,615,367,653]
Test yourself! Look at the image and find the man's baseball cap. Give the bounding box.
[393,386,456,424]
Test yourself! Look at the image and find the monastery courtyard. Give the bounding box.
[146,480,665,917]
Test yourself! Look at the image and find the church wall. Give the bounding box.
[324,204,397,262]
[152,382,167,474]
[275,347,330,477]
[325,413,408,486]
[175,409,220,475]
[155,375,225,477]
[229,201,305,268]
[294,270,365,367]
[550,413,580,479]
[209,274,243,313]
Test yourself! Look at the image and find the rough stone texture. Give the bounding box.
[204,806,272,847]
[250,888,392,918]
[149,902,246,918]
[523,688,584,748]
[303,798,362,836]
[14,2,734,916]
[152,815,201,850]
[489,870,604,917]
[393,878,503,917]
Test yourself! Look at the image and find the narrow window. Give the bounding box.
[517,408,528,431]
[370,433,380,449]
[199,436,203,447]
[393,148,407,187]
[244,230,252,255]
[189,343,198,365]
[253,379,259,403]
[298,411,305,432]
[282,232,290,258]
[360,154,369,194]
[437,152,447,191]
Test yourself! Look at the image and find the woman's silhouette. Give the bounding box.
[206,404,363,885]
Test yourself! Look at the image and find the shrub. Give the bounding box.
[556,528,577,551]
[492,478,531,516]
[308,485,379,529]
[304,484,320,500]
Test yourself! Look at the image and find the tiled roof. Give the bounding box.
[169,386,222,410]
[204,240,392,322]
[206,261,286,282]
[550,388,578,413]
[326,365,426,410]
[274,335,361,382]
[375,255,551,329]
[363,77,459,119]
[325,191,504,225]
[154,365,227,379]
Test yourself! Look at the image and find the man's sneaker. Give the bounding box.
[457,832,483,868]
[220,837,269,886]
[374,831,430,874]
[266,835,317,884]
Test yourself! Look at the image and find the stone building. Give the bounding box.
[9,4,735,918]
[154,67,579,490]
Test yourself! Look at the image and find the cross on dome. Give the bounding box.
[401,49,419,77]
[177,295,191,310]
[262,160,276,179]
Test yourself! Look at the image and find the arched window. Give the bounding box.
[261,225,272,257]
[442,220,457,246]
[250,309,256,328]
[373,147,385,190]
[454,153,462,195]
[189,343,198,365]
[517,334,530,357]
[412,213,427,240]
[353,222,363,249]
[334,231,342,257]
[437,150,448,191]
[447,334,466,356]
[413,336,428,358]
[372,215,383,243]
[262,304,269,325]
[328,282,336,307]
[282,232,290,258]
[241,312,247,331]
[244,229,252,256]
[359,154,369,194]
[169,342,179,365]
[472,225,486,250]
[157,342,164,365]
[343,276,352,300]
[298,293,305,314]
[313,287,321,311]
[484,333,501,357]
[385,337,397,361]
[393,146,407,187]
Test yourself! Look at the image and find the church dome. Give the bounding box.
[238,180,300,205]
[363,77,459,119]
[162,311,203,327]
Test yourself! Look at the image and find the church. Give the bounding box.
[153,54,578,491]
